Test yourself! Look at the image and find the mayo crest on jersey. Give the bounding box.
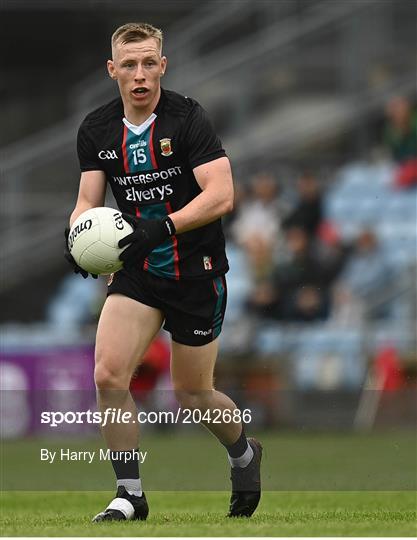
[77,89,229,280]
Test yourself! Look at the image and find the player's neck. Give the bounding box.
[123,88,161,126]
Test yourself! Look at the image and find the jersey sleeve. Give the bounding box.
[182,102,227,169]
[77,121,104,172]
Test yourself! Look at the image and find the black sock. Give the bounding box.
[223,427,248,458]
[110,449,139,481]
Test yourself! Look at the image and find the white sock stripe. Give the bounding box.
[106,497,135,519]
[117,478,142,496]
[228,441,254,468]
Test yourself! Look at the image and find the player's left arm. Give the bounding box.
[168,156,234,233]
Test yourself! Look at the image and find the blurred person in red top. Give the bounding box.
[130,335,170,398]
[384,96,417,188]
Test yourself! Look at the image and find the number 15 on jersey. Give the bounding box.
[132,148,147,165]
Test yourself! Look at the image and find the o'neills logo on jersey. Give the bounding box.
[160,138,173,156]
[68,219,92,250]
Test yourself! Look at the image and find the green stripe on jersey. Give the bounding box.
[140,204,177,279]
[125,124,154,172]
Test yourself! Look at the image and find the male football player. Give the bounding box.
[65,22,262,522]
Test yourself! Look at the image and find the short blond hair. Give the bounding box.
[111,22,163,53]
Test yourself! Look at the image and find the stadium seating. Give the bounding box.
[325,162,416,268]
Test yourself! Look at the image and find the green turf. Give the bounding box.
[1,490,416,536]
[1,432,416,535]
[2,430,416,491]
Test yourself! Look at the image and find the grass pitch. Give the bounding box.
[1,431,416,536]
[1,490,416,536]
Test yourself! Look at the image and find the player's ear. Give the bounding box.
[107,60,117,80]
[160,56,167,77]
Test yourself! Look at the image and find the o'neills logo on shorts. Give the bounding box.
[68,219,92,250]
[194,329,212,336]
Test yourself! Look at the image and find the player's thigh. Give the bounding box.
[95,293,163,382]
[171,338,219,392]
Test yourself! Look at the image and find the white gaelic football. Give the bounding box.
[68,207,133,275]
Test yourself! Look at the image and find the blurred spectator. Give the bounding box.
[247,225,336,322]
[223,241,253,323]
[384,97,417,163]
[46,273,105,329]
[231,171,289,280]
[283,171,323,236]
[333,229,393,319]
[231,172,280,245]
[291,285,328,322]
[246,280,285,321]
[372,345,405,391]
[222,182,247,239]
[274,226,331,321]
[315,221,351,283]
[130,335,171,399]
[384,96,417,188]
[328,286,366,328]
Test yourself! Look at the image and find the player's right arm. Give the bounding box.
[65,170,106,278]
[69,170,107,226]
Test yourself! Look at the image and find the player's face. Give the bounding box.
[107,38,167,120]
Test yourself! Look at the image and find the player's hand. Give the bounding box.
[64,228,98,279]
[118,213,176,270]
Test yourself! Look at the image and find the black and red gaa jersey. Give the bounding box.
[77,89,229,280]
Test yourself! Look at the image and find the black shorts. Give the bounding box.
[107,270,227,346]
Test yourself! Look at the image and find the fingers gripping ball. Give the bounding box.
[68,207,133,275]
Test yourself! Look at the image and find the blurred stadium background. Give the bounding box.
[1,0,416,460]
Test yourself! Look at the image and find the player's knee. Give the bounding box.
[94,362,129,390]
[174,388,214,410]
